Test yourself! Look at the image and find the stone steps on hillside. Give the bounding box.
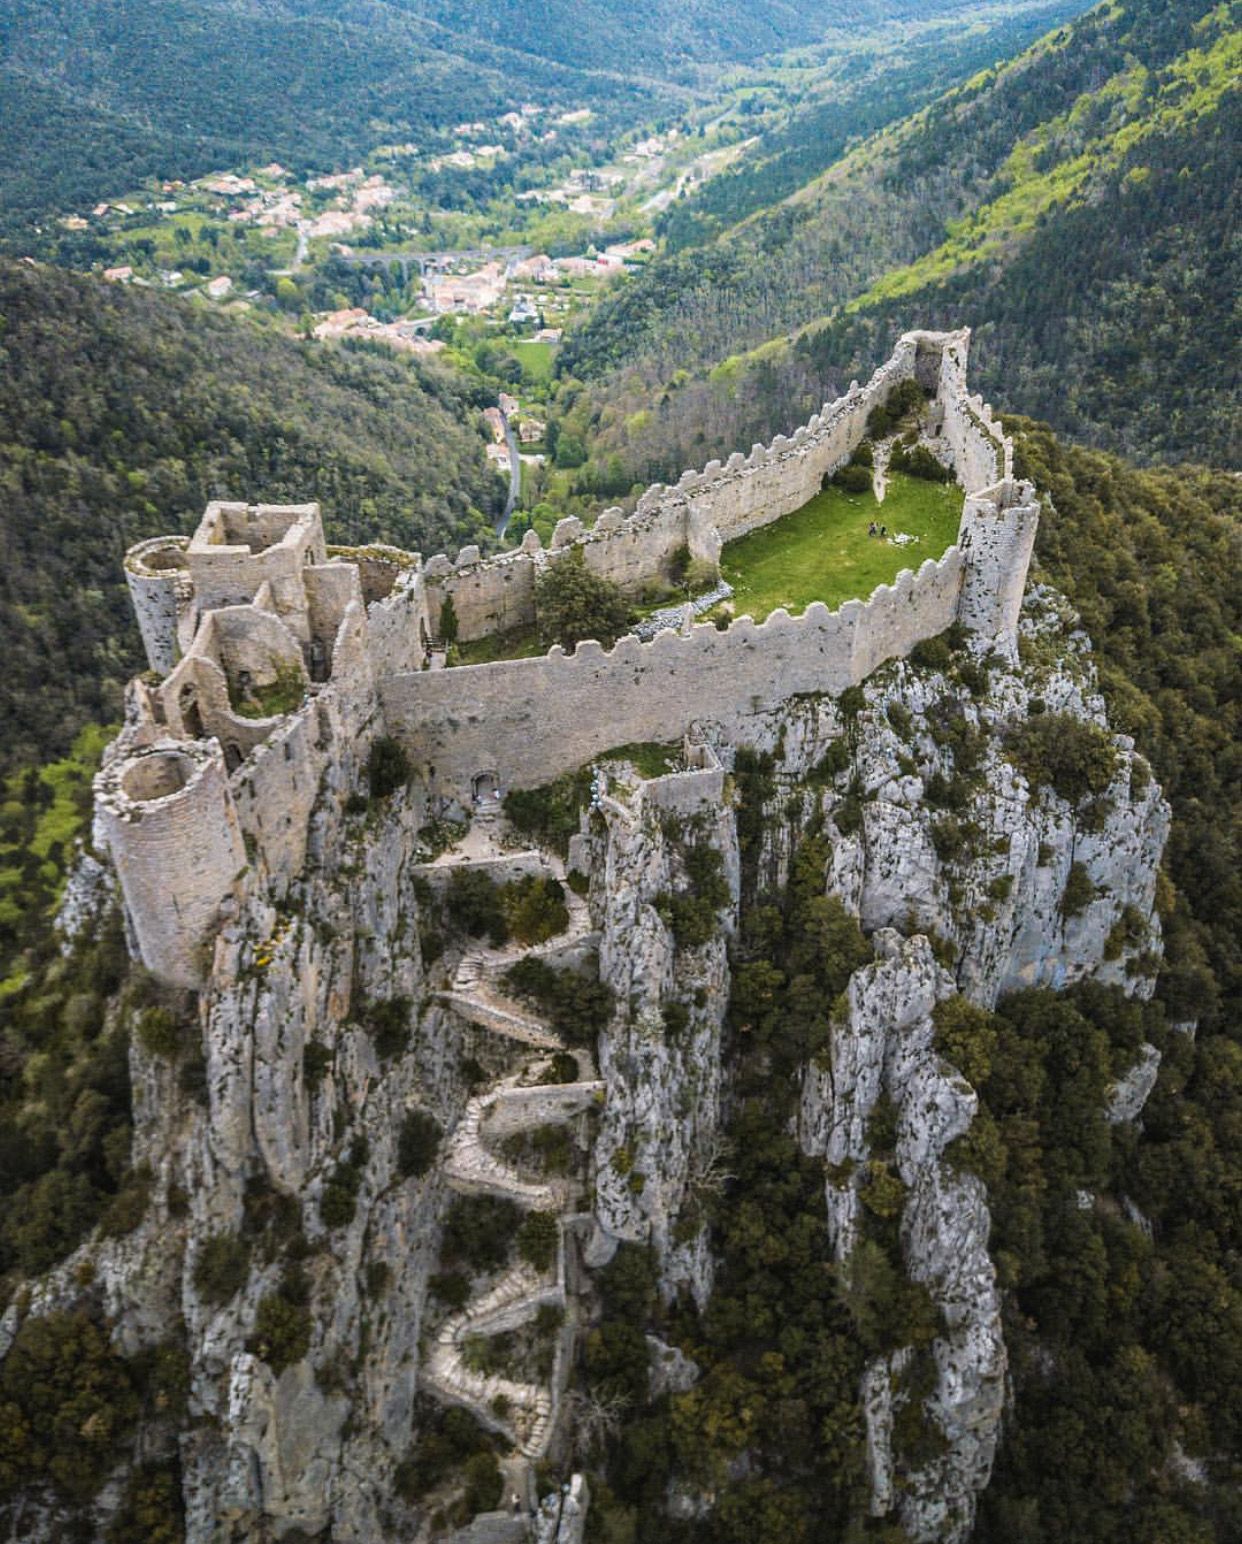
[443,1097,567,1210]
[444,1073,603,1209]
[420,1349,552,1457]
[439,989,561,1048]
[423,841,595,1466]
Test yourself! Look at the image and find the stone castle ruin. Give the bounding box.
[97,328,1038,990]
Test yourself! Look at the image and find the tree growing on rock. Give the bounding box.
[535,550,633,653]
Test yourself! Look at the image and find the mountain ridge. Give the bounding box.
[558,0,1239,468]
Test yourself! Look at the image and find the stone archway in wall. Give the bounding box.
[178,684,205,740]
[472,770,500,808]
[224,742,243,774]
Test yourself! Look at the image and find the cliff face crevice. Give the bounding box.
[578,776,739,1306]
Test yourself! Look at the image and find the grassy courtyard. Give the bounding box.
[716,471,963,622]
[452,625,545,666]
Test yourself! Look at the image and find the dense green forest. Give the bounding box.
[559,0,1239,471]
[393,0,980,75]
[0,259,502,776]
[0,0,660,236]
[657,0,1080,252]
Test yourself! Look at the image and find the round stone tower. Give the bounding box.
[95,739,247,988]
[124,535,192,676]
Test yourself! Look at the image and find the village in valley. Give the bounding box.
[60,96,763,522]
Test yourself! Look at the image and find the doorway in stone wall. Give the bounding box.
[472,770,500,808]
[178,684,205,740]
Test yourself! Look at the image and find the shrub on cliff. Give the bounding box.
[890,441,952,482]
[438,593,459,647]
[655,843,731,949]
[445,867,508,946]
[441,1195,521,1274]
[320,1140,369,1229]
[501,873,569,945]
[397,1110,443,1178]
[932,996,998,1087]
[503,765,593,857]
[395,1401,500,1508]
[829,462,872,494]
[106,1461,185,1544]
[363,996,413,1060]
[866,377,926,439]
[1006,714,1117,806]
[249,1264,313,1373]
[534,549,633,652]
[193,1231,250,1305]
[1061,861,1096,918]
[367,735,410,800]
[134,1006,183,1059]
[504,955,615,1048]
[517,1210,559,1272]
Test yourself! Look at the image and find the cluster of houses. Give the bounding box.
[424,240,653,319]
[311,309,447,356]
[481,395,547,477]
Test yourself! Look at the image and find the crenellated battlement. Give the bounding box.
[99,328,1039,985]
[381,546,967,802]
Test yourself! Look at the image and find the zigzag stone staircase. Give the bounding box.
[419,826,604,1464]
[421,1255,563,1459]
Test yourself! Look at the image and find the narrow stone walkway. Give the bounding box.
[442,1073,603,1210]
[421,1255,561,1457]
[872,438,892,503]
[438,989,561,1049]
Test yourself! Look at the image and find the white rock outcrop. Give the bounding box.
[583,780,738,1305]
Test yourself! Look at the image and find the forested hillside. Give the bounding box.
[0,259,501,775]
[0,0,653,235]
[560,0,1239,472]
[392,0,977,74]
[657,0,1081,252]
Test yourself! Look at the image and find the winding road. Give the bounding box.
[497,408,521,537]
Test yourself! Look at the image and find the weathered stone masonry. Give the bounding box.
[383,549,966,800]
[96,327,1038,988]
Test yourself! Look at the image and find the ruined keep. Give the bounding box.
[98,329,1036,988]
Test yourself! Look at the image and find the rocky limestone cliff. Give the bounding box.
[3,582,1170,1544]
[799,931,1001,1542]
[574,776,739,1305]
[732,586,1169,1541]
